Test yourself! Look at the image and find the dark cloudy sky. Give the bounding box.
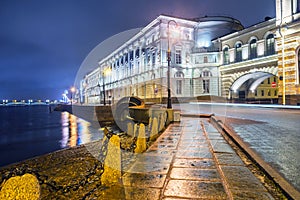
[0,0,275,100]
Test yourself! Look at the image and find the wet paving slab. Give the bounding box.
[215,153,245,166]
[123,173,166,188]
[173,158,216,169]
[221,165,268,191]
[164,180,227,199]
[170,167,221,182]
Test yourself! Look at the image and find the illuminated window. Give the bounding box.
[249,39,257,59]
[223,47,229,64]
[175,49,182,64]
[297,47,300,84]
[235,43,242,62]
[266,34,275,56]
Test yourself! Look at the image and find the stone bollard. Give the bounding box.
[101,135,121,185]
[135,123,146,153]
[133,123,139,138]
[127,122,133,137]
[158,112,166,132]
[150,117,158,141]
[0,173,40,200]
[148,117,153,133]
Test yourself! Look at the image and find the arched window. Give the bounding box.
[223,47,229,64]
[249,39,257,59]
[201,70,212,77]
[235,43,242,62]
[175,71,184,78]
[266,34,275,56]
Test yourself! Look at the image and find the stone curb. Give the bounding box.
[210,115,300,200]
[180,113,214,118]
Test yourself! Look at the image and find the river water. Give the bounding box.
[0,105,103,168]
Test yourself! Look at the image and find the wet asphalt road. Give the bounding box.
[173,103,300,191]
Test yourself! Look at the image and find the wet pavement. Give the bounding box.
[0,116,277,199]
[120,116,274,199]
[174,103,300,192]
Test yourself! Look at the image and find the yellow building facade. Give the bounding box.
[276,0,300,105]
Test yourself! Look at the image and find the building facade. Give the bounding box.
[80,0,300,105]
[216,18,279,103]
[81,15,243,105]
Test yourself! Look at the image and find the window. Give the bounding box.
[175,71,184,78]
[152,51,156,66]
[249,39,257,59]
[147,48,151,66]
[201,70,212,77]
[201,70,211,94]
[268,90,271,96]
[203,80,210,93]
[274,90,277,96]
[176,80,182,94]
[266,34,275,56]
[293,0,300,13]
[268,78,271,84]
[261,90,264,96]
[235,43,242,62]
[223,47,229,64]
[175,49,182,64]
[255,90,257,96]
[298,47,300,84]
[203,56,208,63]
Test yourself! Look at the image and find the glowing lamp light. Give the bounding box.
[70,87,76,93]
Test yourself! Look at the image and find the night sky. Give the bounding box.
[0,0,275,100]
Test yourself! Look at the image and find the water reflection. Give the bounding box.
[60,112,102,148]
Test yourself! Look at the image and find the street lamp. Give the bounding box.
[167,20,178,109]
[70,86,76,106]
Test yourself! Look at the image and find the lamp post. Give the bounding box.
[167,20,177,109]
[97,82,101,105]
[70,87,76,106]
[102,71,106,105]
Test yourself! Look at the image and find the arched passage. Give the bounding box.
[230,71,278,103]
